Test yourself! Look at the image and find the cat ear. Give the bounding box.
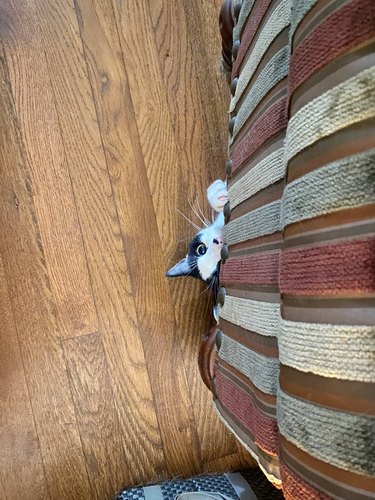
[165,256,191,277]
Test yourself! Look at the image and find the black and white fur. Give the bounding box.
[166,180,228,320]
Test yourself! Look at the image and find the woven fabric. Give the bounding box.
[224,200,281,245]
[279,318,375,382]
[220,295,280,338]
[229,148,285,209]
[216,0,375,497]
[217,0,291,485]
[230,0,290,116]
[231,96,288,172]
[218,334,279,395]
[116,475,238,500]
[278,0,375,497]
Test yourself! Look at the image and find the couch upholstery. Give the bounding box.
[210,1,375,498]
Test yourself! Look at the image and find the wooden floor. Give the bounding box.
[0,1,254,499]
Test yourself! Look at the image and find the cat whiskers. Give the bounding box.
[199,273,218,297]
[189,198,210,228]
[177,210,202,232]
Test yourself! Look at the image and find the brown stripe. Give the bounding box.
[225,285,280,303]
[286,117,375,182]
[228,231,283,255]
[291,39,375,115]
[280,436,375,495]
[216,364,277,418]
[280,364,375,414]
[217,359,277,408]
[220,318,279,357]
[214,400,281,475]
[284,206,375,239]
[229,136,284,184]
[230,178,284,220]
[282,296,375,326]
[284,216,375,247]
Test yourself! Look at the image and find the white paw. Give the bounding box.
[207,179,228,213]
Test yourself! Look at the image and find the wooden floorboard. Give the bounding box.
[0,0,254,498]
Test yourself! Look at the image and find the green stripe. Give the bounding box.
[290,0,319,36]
[278,388,375,476]
[225,200,281,245]
[286,66,375,162]
[282,148,375,227]
[219,334,279,395]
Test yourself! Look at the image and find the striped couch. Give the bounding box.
[206,0,375,498]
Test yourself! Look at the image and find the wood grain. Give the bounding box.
[0,0,254,496]
[77,0,202,477]
[0,255,48,500]
[148,0,239,464]
[63,333,127,499]
[0,49,91,499]
[33,0,166,486]
[1,0,98,339]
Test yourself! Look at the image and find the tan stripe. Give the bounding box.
[230,178,284,219]
[279,318,375,383]
[230,0,291,116]
[220,318,279,357]
[225,200,281,245]
[286,66,375,162]
[282,149,375,227]
[278,388,375,476]
[229,148,285,209]
[286,117,375,182]
[218,334,279,395]
[280,364,375,414]
[220,294,280,336]
[290,0,319,37]
[280,436,375,496]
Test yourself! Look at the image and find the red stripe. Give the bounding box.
[280,237,375,295]
[280,461,331,500]
[232,0,273,78]
[232,96,288,172]
[289,0,375,98]
[220,251,280,286]
[216,371,279,454]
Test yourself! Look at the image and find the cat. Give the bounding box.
[166,179,228,321]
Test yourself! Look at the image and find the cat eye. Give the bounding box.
[196,244,207,256]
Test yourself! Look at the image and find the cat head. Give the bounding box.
[165,214,224,283]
